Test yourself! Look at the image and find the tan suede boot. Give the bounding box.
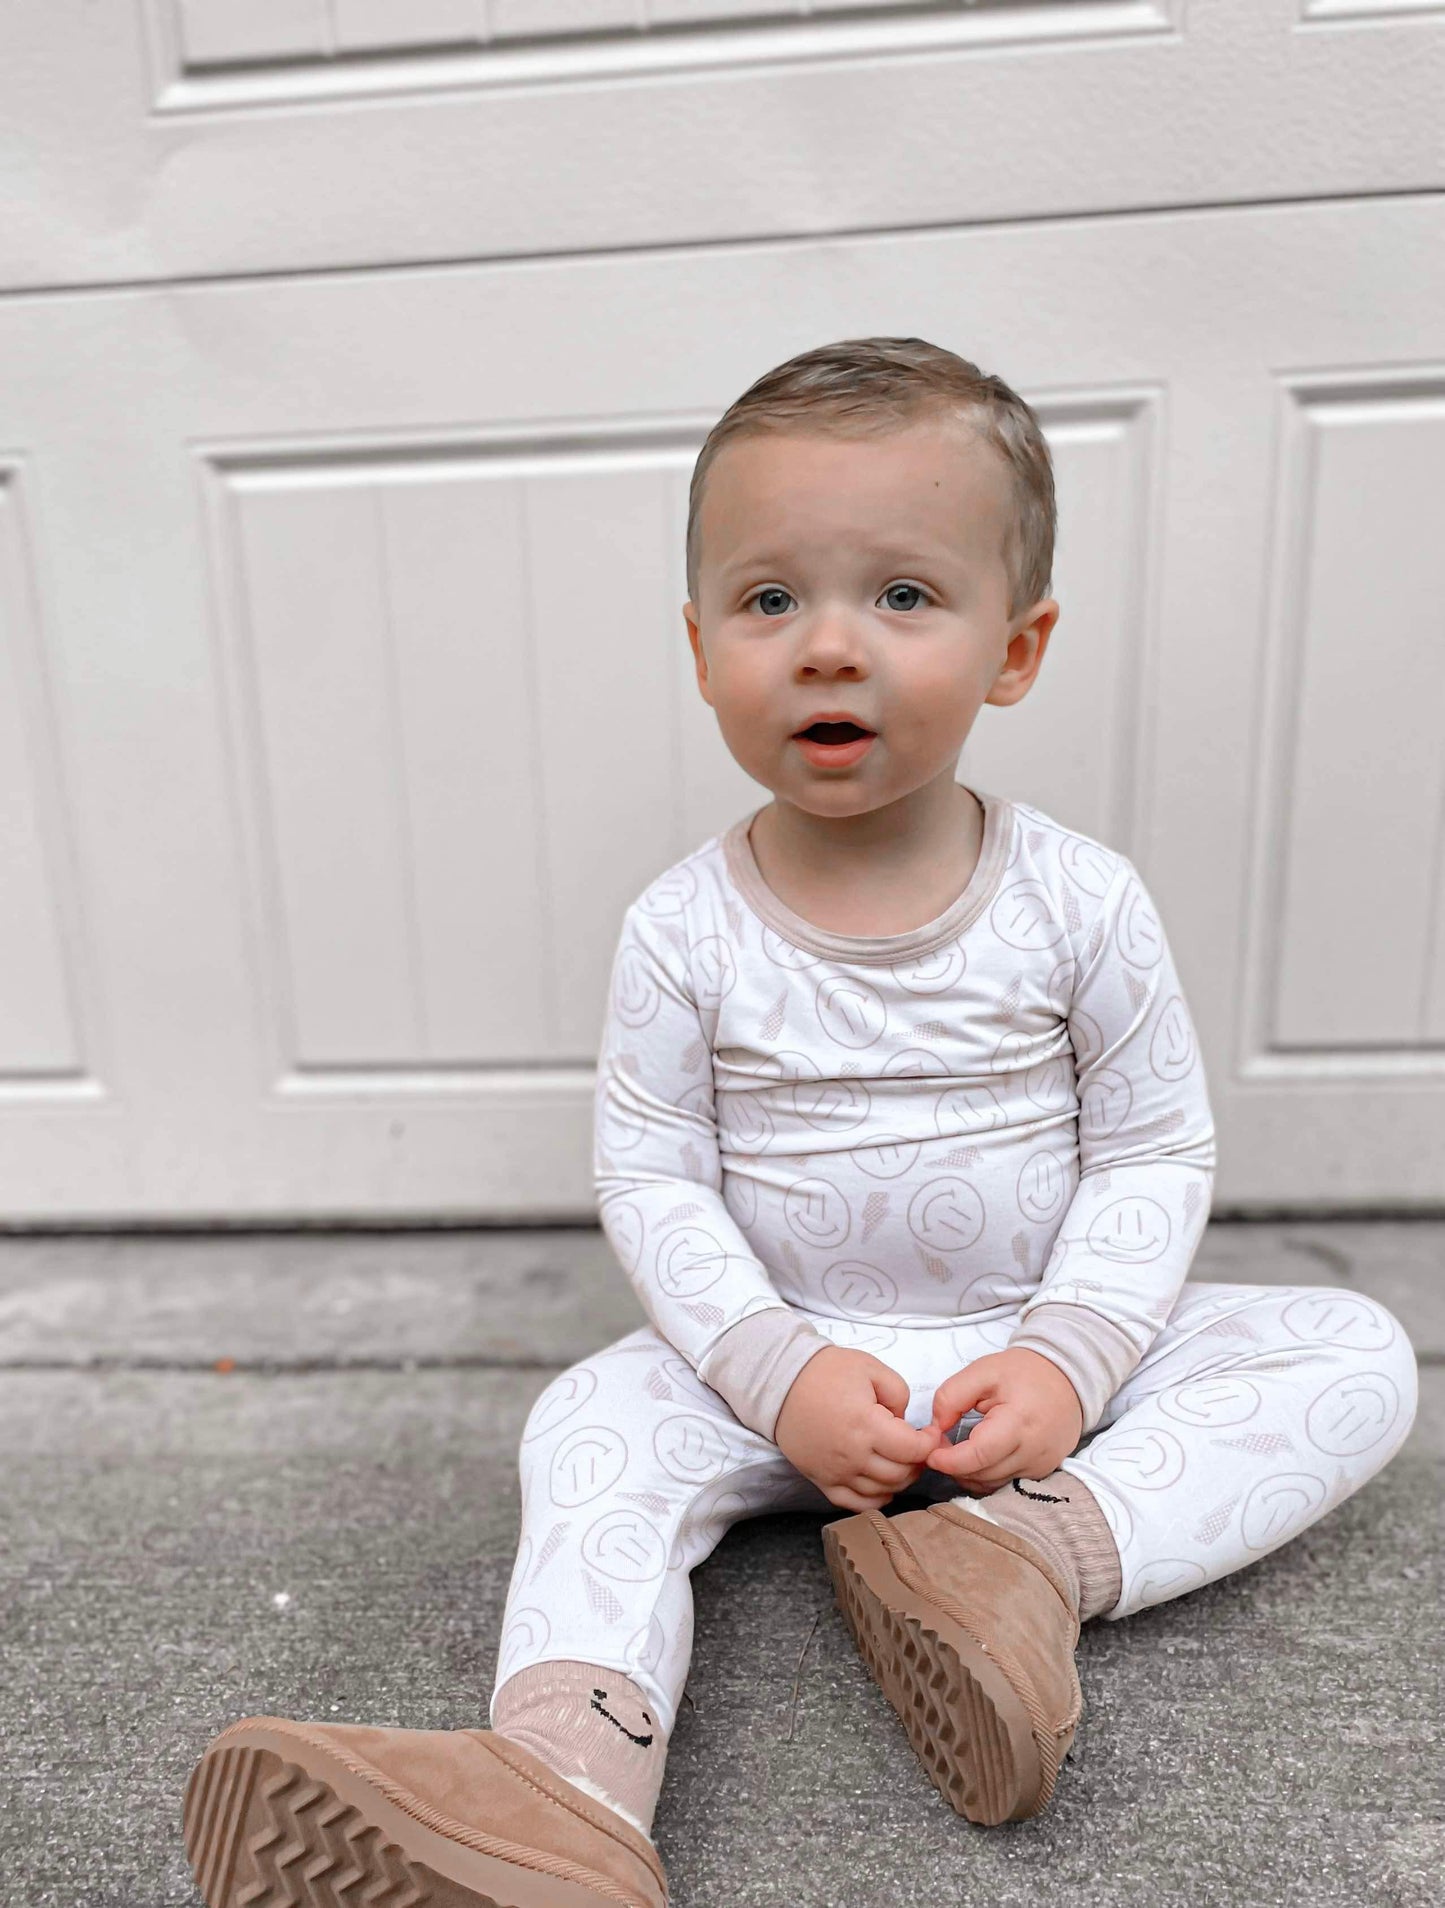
[182,1714,669,1907]
[823,1502,1083,1825]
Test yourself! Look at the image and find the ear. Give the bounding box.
[985,597,1060,707]
[684,601,715,708]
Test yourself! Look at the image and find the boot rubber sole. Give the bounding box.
[824,1511,1054,1825]
[182,1717,646,1907]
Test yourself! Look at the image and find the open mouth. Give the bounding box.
[791,720,878,767]
[794,721,874,743]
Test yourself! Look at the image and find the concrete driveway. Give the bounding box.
[2,1221,1440,1906]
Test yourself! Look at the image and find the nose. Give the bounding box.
[792,603,870,674]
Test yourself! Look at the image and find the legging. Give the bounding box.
[490,1279,1417,1740]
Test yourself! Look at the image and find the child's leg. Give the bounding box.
[821,1289,1417,1825]
[490,1325,829,1836]
[1048,1280,1419,1619]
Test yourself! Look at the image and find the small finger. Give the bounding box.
[932,1361,993,1428]
[858,1453,919,1488]
[930,1425,1021,1482]
[968,1455,1026,1492]
[866,1359,912,1419]
[850,1475,896,1502]
[872,1412,939,1466]
[831,1482,891,1513]
[937,1409,1015,1470]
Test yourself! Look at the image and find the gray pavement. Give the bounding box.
[1,1221,1441,1907]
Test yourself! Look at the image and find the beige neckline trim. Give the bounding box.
[720,784,1014,965]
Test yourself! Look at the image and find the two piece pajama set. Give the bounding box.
[490,787,1417,1741]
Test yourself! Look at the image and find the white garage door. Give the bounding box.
[0,1,1441,1219]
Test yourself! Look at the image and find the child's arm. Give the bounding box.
[1002,852,1217,1434]
[593,898,831,1440]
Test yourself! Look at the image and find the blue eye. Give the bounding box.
[745,582,930,615]
[883,582,928,611]
[752,587,793,616]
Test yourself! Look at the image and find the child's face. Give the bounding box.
[683,419,1058,816]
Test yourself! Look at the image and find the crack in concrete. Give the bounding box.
[1280,1235,1356,1282]
[2,1351,1442,1374]
[0,1354,572,1373]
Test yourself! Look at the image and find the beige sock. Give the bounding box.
[491,1658,669,1841]
[961,1469,1122,1622]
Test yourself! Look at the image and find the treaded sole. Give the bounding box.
[181,1724,629,1907]
[824,1514,1047,1826]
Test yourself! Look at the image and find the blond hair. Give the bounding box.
[685,336,1055,621]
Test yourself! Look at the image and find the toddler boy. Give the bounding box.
[183,339,1417,1908]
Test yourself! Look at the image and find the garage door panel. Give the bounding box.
[0,469,91,1083]
[1,197,1440,1213]
[209,431,707,1084]
[963,388,1159,852]
[1259,378,1445,1056]
[4,2,1441,287]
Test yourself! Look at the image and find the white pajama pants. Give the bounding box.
[489,1280,1418,1741]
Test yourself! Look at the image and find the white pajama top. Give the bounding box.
[592,786,1216,1442]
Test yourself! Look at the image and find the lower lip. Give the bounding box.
[793,732,876,768]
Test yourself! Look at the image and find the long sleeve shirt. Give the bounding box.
[593,786,1216,1442]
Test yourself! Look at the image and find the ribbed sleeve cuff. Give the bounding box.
[1006,1301,1144,1435]
[696,1307,834,1442]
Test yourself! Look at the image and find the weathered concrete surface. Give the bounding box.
[2,1218,1441,1369]
[1,1224,1441,1907]
[0,1227,639,1369]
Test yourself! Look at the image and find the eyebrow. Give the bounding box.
[717,543,965,580]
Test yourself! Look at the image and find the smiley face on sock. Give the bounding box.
[590,1685,655,1749]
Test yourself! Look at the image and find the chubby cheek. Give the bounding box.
[883,669,985,760]
[711,660,783,763]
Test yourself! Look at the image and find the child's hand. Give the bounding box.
[774,1346,937,1513]
[923,1349,1084,1495]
